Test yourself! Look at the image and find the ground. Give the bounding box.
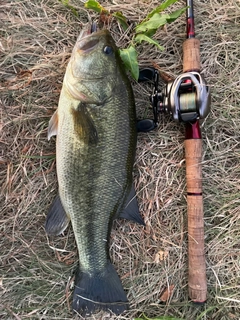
[1,0,240,319]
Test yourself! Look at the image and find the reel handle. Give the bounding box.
[185,122,207,303]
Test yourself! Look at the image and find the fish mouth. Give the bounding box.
[68,23,109,81]
[78,22,98,41]
[76,22,100,53]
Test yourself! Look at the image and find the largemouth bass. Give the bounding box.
[45,24,143,316]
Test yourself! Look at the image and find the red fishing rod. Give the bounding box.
[182,0,209,303]
[159,0,211,303]
[138,0,211,303]
[166,0,211,303]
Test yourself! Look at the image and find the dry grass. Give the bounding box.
[1,0,240,319]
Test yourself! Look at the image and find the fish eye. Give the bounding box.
[103,46,113,55]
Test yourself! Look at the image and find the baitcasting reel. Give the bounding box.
[137,67,211,132]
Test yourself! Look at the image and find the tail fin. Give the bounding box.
[72,260,129,316]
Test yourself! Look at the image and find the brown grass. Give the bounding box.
[1,0,240,319]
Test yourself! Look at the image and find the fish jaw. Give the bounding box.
[58,23,131,108]
[62,28,122,106]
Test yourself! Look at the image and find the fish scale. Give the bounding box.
[57,98,135,271]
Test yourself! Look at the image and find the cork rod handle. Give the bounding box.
[183,38,200,72]
[185,138,207,303]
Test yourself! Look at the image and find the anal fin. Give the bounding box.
[119,185,145,226]
[45,195,69,236]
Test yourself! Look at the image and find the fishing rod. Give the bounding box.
[138,0,210,303]
[179,0,210,303]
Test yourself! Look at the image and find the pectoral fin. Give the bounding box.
[119,185,145,226]
[72,103,98,144]
[45,195,70,236]
[48,110,58,140]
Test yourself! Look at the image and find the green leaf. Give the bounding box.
[166,7,188,23]
[119,46,139,80]
[112,11,129,31]
[135,34,164,50]
[84,0,108,13]
[135,13,169,33]
[147,0,179,19]
[143,29,158,38]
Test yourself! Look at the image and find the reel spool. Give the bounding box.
[161,72,211,123]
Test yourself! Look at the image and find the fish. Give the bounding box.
[45,24,144,316]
